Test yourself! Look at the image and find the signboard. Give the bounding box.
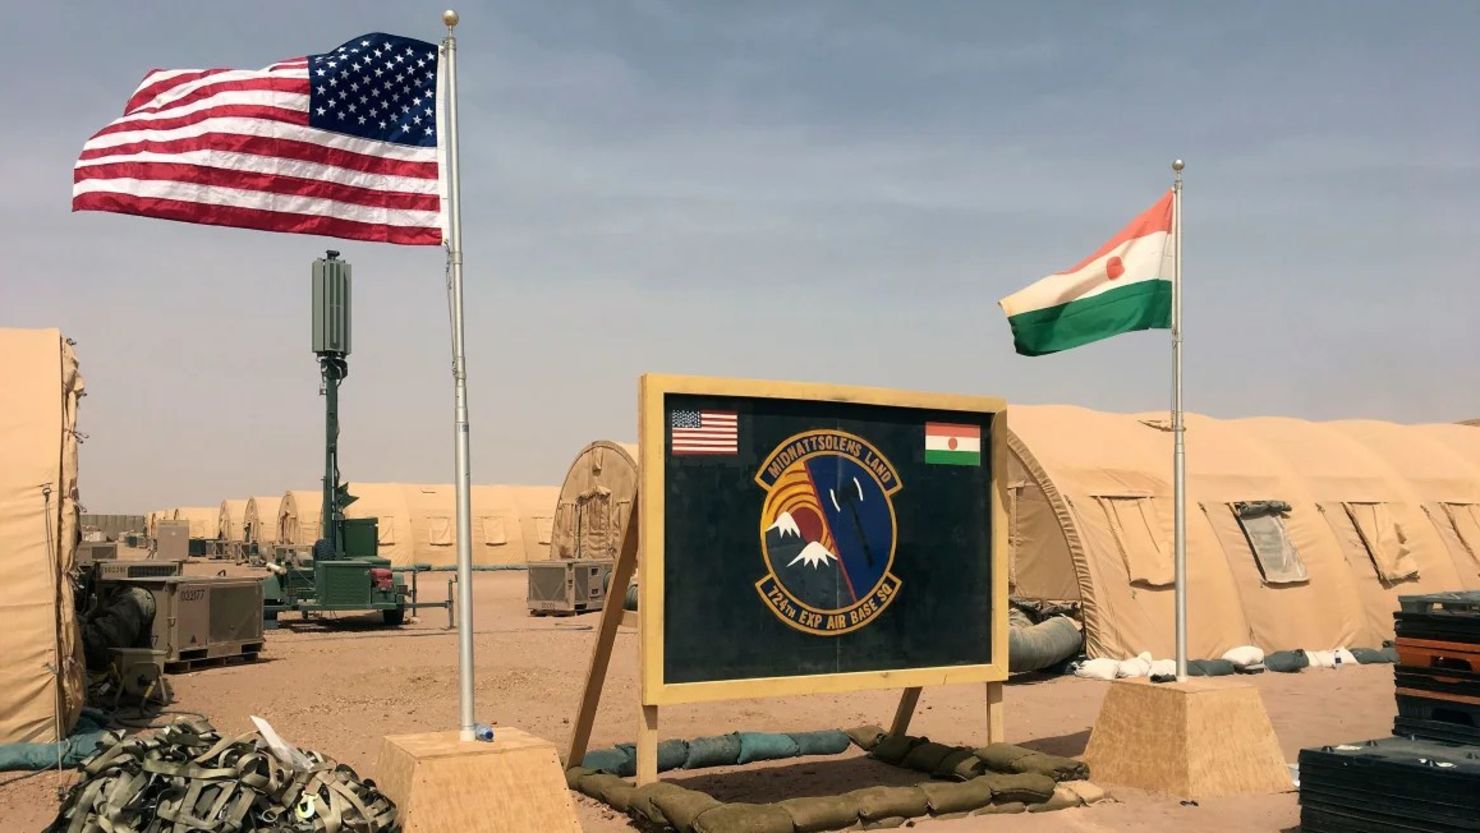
[639,374,1008,705]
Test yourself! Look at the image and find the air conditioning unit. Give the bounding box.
[108,576,265,671]
[527,559,614,615]
[95,561,183,581]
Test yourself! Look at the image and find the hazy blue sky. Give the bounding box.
[4,2,1477,512]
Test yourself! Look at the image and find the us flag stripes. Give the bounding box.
[73,33,444,246]
[671,409,739,455]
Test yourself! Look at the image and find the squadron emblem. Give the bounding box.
[755,429,902,635]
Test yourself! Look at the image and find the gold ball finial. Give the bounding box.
[442,9,460,28]
[1172,159,1185,172]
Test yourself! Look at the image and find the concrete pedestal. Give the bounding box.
[1082,677,1292,798]
[376,728,581,833]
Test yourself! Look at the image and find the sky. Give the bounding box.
[3,2,1477,513]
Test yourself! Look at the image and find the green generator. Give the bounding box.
[261,518,410,625]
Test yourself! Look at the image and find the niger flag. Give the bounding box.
[999,192,1174,356]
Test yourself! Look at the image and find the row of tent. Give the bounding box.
[145,483,559,567]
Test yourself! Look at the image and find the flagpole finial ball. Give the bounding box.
[442,9,460,28]
[1172,159,1185,172]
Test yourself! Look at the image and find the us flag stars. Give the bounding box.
[307,32,438,148]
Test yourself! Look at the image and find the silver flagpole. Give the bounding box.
[1171,158,1187,680]
[440,8,477,741]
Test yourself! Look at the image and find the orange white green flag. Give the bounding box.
[999,191,1175,356]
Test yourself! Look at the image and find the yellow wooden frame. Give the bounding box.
[638,372,1010,706]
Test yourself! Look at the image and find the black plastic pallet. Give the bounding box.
[1399,591,1480,616]
[1396,668,1480,699]
[1396,693,1480,732]
[1297,736,1480,833]
[1301,804,1477,833]
[1395,716,1480,745]
[1395,614,1480,644]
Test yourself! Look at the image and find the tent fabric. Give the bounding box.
[171,506,218,540]
[276,483,558,566]
[243,495,283,545]
[277,490,323,546]
[0,328,86,743]
[550,441,638,561]
[217,499,250,542]
[1008,405,1480,660]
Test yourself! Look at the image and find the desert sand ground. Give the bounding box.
[0,568,1396,831]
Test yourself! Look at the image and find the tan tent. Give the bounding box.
[171,506,218,540]
[278,490,323,546]
[1008,405,1480,661]
[550,442,639,561]
[332,483,559,567]
[243,495,283,545]
[0,328,86,743]
[218,499,250,542]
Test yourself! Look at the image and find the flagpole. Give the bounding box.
[440,8,477,742]
[1171,158,1187,680]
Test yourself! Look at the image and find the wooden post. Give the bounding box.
[637,705,659,785]
[985,681,1004,743]
[889,687,922,736]
[562,501,640,768]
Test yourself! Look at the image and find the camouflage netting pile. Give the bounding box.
[569,726,1106,832]
[45,717,398,833]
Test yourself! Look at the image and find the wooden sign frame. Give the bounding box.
[566,374,1009,784]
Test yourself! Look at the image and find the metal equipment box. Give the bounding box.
[527,559,614,615]
[77,542,118,564]
[95,561,183,581]
[156,521,189,561]
[312,254,352,355]
[112,576,265,670]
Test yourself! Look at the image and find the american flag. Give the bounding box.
[671,409,739,455]
[73,33,443,246]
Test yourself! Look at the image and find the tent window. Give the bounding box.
[1097,497,1172,587]
[535,516,554,546]
[1233,501,1308,584]
[377,515,396,546]
[428,516,454,546]
[1340,502,1417,582]
[481,516,507,546]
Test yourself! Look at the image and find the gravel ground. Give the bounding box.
[0,569,1395,831]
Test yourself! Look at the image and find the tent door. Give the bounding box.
[575,486,614,559]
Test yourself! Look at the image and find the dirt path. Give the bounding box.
[0,571,1395,831]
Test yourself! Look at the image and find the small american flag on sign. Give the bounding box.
[671,409,738,455]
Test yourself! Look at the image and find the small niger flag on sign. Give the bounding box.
[925,423,981,466]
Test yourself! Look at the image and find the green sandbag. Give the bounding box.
[577,772,626,801]
[1264,649,1309,673]
[737,732,801,764]
[861,817,906,830]
[583,745,636,776]
[868,734,924,766]
[972,801,1025,815]
[918,779,995,814]
[1350,646,1398,664]
[565,766,594,789]
[652,787,723,832]
[788,729,852,757]
[848,785,929,821]
[685,733,743,769]
[845,725,888,751]
[933,748,979,781]
[899,741,958,774]
[980,772,1056,805]
[1187,658,1237,676]
[1010,752,1089,781]
[628,781,687,827]
[692,803,795,833]
[778,795,860,833]
[972,742,1035,773]
[618,739,691,772]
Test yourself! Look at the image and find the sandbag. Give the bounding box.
[1009,752,1089,782]
[845,725,887,751]
[565,766,594,790]
[1221,645,1265,669]
[693,802,794,833]
[652,787,723,832]
[1116,652,1153,678]
[737,732,800,764]
[584,745,636,776]
[617,739,690,772]
[1187,658,1237,677]
[1027,784,1082,812]
[932,748,979,781]
[1008,615,1084,673]
[778,795,859,833]
[1073,657,1119,680]
[1350,645,1398,664]
[980,772,1056,805]
[972,742,1035,773]
[899,741,957,774]
[973,801,1026,815]
[918,778,994,814]
[685,733,743,769]
[629,781,688,827]
[602,780,637,813]
[788,729,851,757]
[1264,649,1309,673]
[867,735,924,766]
[848,785,928,821]
[577,772,625,800]
[861,818,906,830]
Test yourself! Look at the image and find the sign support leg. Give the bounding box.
[637,705,659,785]
[890,687,922,736]
[985,681,1004,743]
[563,502,640,768]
